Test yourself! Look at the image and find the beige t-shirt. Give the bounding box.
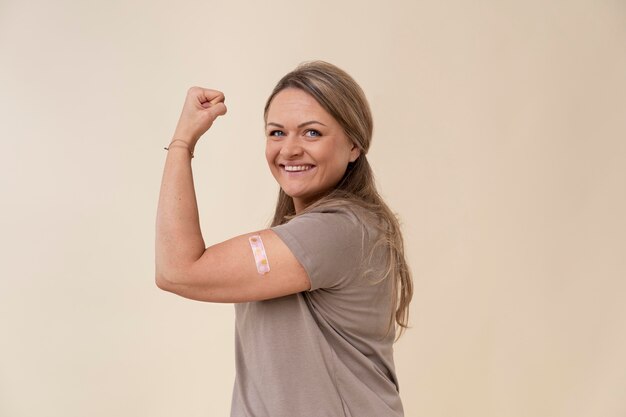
[230,206,404,417]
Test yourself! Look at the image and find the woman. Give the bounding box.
[156,61,413,417]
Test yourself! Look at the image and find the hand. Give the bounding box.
[171,87,227,149]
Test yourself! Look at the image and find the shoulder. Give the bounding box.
[273,203,378,242]
[270,202,382,291]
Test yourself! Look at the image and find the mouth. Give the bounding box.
[279,164,316,173]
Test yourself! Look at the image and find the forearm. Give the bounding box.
[155,147,206,283]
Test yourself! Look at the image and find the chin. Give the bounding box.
[285,188,330,205]
[281,188,309,199]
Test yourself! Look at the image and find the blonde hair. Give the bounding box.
[264,61,413,340]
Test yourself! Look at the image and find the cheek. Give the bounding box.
[265,143,275,164]
[265,143,281,176]
[322,145,349,171]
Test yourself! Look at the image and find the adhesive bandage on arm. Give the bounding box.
[248,235,270,275]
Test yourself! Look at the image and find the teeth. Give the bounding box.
[284,165,312,172]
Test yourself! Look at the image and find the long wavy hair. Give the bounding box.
[264,61,413,340]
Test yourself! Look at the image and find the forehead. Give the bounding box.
[266,88,332,122]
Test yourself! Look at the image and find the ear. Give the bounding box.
[349,144,361,163]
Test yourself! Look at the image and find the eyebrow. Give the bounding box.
[266,120,327,129]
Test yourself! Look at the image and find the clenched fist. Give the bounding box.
[171,87,227,150]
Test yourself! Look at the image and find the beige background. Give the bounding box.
[1,0,625,416]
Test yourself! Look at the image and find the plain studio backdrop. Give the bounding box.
[1,0,625,416]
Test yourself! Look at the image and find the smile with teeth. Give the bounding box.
[283,165,314,172]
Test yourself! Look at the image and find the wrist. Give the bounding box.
[171,127,199,146]
[165,139,195,158]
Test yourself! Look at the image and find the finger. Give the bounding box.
[199,94,225,110]
[201,92,226,109]
[201,100,225,109]
[198,89,224,105]
[208,102,227,117]
[209,93,225,105]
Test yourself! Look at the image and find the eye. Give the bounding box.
[304,129,321,138]
[268,130,285,137]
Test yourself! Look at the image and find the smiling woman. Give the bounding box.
[155,61,413,417]
[265,88,361,212]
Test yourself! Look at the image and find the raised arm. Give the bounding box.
[155,87,310,303]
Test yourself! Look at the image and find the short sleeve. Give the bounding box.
[271,207,367,291]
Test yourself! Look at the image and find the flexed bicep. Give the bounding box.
[156,229,311,303]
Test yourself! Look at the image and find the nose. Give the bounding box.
[279,136,304,159]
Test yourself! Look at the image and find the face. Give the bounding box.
[265,88,360,213]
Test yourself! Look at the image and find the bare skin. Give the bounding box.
[155,87,354,303]
[155,87,311,302]
[265,88,360,212]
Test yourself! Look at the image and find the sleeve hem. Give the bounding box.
[271,226,319,292]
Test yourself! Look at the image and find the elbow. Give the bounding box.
[155,264,183,292]
[155,269,175,292]
[155,265,195,292]
[155,267,215,302]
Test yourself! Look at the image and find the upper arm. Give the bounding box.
[156,229,311,303]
